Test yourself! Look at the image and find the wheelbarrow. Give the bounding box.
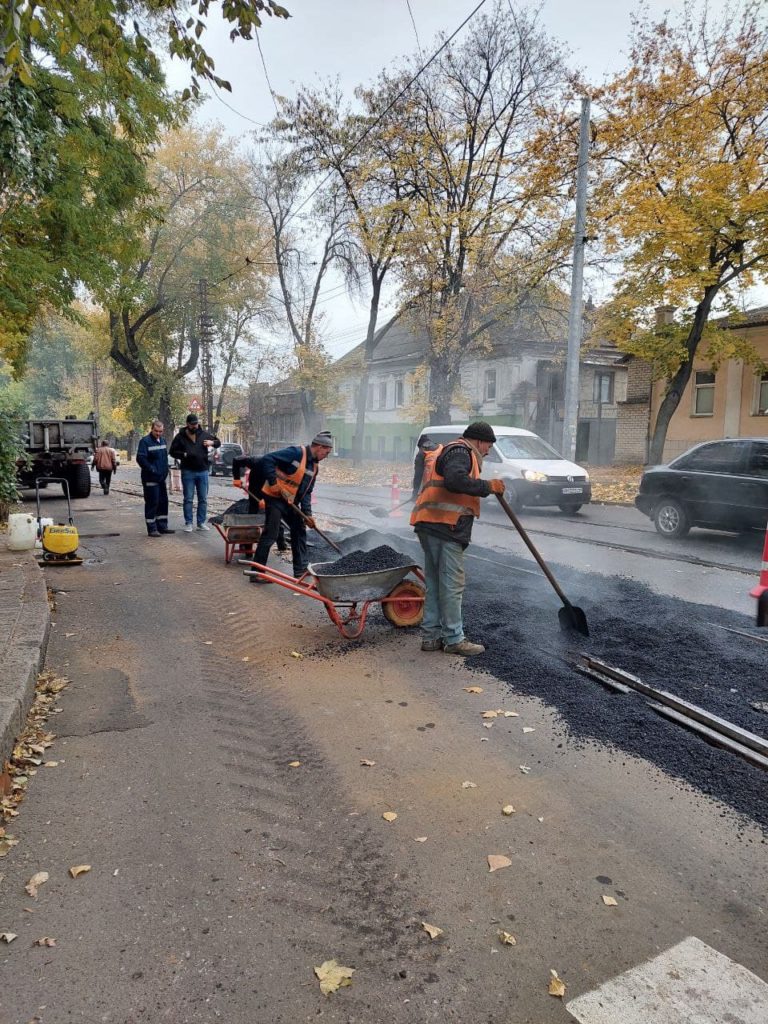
[212,513,264,565]
[242,558,426,639]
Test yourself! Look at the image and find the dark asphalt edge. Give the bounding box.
[0,550,51,763]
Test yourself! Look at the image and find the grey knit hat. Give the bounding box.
[463,421,496,443]
[311,430,334,448]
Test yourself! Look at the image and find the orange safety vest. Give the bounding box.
[262,446,317,504]
[410,440,482,527]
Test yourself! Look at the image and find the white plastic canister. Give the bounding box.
[7,513,38,551]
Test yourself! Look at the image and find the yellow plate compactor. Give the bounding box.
[36,477,83,566]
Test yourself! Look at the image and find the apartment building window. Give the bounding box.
[395,378,405,407]
[693,370,716,415]
[593,371,615,405]
[756,371,768,415]
[378,381,388,409]
[484,368,497,402]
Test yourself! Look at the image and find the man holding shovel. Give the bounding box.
[411,421,504,656]
[252,431,334,579]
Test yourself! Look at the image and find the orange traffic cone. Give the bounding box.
[390,473,403,517]
[750,521,768,627]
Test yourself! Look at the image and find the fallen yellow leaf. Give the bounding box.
[498,930,517,945]
[68,865,91,879]
[413,836,428,843]
[382,812,398,823]
[202,641,213,645]
[481,710,498,719]
[43,761,58,768]
[463,686,484,694]
[483,723,494,729]
[602,894,618,907]
[314,959,355,996]
[35,936,56,947]
[487,855,512,873]
[502,805,515,816]
[548,969,566,998]
[241,657,250,662]
[25,871,49,898]
[461,780,477,789]
[0,932,17,943]
[290,651,303,659]
[359,759,376,767]
[503,711,519,718]
[522,727,535,734]
[288,761,301,768]
[421,922,443,940]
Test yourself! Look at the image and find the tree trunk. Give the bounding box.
[158,391,173,435]
[429,357,455,425]
[647,287,719,465]
[352,369,370,467]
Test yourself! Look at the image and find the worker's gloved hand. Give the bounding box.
[233,478,242,488]
[258,499,266,512]
[303,515,316,529]
[489,479,505,495]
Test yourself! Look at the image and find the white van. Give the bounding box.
[416,424,591,513]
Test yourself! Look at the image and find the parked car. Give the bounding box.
[635,438,768,538]
[209,442,244,477]
[416,425,591,512]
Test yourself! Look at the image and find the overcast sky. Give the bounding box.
[166,0,732,360]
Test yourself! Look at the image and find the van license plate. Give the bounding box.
[562,487,583,494]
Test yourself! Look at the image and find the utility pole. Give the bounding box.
[198,278,214,430]
[562,96,591,461]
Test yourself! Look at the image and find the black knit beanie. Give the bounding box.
[463,421,497,443]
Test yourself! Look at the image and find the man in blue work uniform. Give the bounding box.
[252,431,334,579]
[136,420,175,537]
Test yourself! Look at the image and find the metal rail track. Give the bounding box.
[574,653,768,772]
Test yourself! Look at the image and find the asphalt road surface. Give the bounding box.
[2,478,766,1024]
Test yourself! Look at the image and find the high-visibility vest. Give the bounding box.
[410,440,481,527]
[263,446,317,504]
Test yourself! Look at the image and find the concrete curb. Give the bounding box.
[0,548,51,764]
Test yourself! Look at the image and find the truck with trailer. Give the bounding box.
[16,416,98,499]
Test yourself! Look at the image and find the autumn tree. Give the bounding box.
[375,2,571,423]
[247,146,356,434]
[277,80,415,463]
[106,124,275,426]
[592,2,768,463]
[0,1,290,372]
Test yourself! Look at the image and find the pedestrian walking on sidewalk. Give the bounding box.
[169,414,220,533]
[136,420,175,536]
[251,431,334,579]
[411,421,504,656]
[93,440,117,495]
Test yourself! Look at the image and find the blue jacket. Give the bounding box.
[137,432,170,483]
[261,445,317,515]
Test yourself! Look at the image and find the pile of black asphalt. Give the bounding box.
[317,526,768,833]
[317,545,414,576]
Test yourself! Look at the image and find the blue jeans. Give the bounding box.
[417,532,466,647]
[181,469,209,526]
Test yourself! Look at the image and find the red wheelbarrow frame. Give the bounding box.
[213,519,263,564]
[242,560,425,639]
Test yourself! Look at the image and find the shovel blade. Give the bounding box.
[558,603,590,637]
[369,507,389,518]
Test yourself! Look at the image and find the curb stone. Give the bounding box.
[0,547,51,763]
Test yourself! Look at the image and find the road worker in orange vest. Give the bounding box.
[411,421,504,655]
[251,431,334,580]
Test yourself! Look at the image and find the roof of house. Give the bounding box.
[716,305,768,330]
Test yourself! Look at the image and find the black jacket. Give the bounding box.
[413,442,492,547]
[169,427,220,472]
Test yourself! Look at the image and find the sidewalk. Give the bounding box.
[0,545,51,762]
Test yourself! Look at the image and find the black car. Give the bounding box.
[635,438,768,538]
[209,442,244,477]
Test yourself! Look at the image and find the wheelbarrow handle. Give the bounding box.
[495,493,571,607]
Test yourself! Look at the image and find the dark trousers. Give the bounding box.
[98,469,113,493]
[142,477,169,534]
[248,490,286,550]
[254,498,307,577]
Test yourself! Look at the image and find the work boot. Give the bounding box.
[158,528,176,534]
[420,638,443,652]
[147,529,161,538]
[443,639,485,656]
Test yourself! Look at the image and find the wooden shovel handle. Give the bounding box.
[292,504,343,555]
[495,493,571,608]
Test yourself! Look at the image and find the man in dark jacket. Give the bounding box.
[136,420,174,537]
[232,455,288,550]
[411,421,504,655]
[252,431,334,579]
[411,434,439,500]
[169,414,220,533]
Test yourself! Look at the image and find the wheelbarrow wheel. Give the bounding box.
[383,581,425,627]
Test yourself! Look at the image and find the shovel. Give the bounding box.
[246,486,343,555]
[495,493,589,637]
[370,496,413,518]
